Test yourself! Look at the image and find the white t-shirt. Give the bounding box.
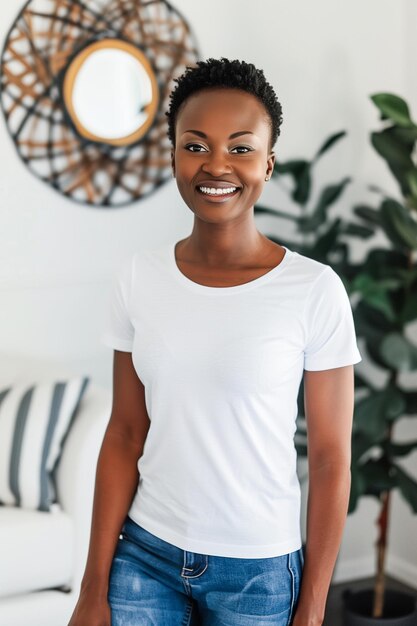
[101,240,362,558]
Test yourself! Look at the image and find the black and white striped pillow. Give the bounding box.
[0,377,89,511]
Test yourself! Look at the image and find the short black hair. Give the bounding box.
[165,57,283,151]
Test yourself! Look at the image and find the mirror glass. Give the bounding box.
[63,39,159,146]
[71,49,151,139]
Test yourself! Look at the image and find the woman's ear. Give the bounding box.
[266,150,275,179]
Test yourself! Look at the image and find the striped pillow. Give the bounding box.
[0,377,90,512]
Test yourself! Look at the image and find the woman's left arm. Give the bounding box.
[292,364,355,626]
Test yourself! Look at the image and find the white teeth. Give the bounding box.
[199,186,237,195]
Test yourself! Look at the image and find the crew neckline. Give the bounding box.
[167,240,293,295]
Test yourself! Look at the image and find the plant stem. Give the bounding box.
[373,414,395,618]
[373,488,391,617]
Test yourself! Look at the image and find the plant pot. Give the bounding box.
[343,588,417,625]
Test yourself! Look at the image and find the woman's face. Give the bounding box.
[171,88,275,222]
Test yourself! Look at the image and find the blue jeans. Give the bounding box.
[108,515,304,625]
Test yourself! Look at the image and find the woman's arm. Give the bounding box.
[68,350,150,625]
[292,364,355,626]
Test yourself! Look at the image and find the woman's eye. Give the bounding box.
[184,144,252,154]
[231,146,252,153]
[185,144,207,152]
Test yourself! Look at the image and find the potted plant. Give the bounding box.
[255,95,417,623]
[340,92,417,624]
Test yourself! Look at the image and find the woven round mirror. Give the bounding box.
[0,0,199,206]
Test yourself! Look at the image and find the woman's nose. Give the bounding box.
[201,150,232,176]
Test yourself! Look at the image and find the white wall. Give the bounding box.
[1,0,416,587]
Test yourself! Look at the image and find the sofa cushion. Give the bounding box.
[0,377,89,511]
[0,506,74,597]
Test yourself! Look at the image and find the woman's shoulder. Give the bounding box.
[287,247,336,287]
[118,242,171,274]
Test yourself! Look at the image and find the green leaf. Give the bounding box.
[273,160,312,206]
[349,464,367,513]
[314,130,347,160]
[390,126,417,146]
[317,177,351,211]
[354,371,375,391]
[351,274,398,322]
[385,439,417,457]
[394,464,417,512]
[371,130,414,169]
[392,266,417,285]
[380,199,417,250]
[358,275,402,291]
[368,183,386,194]
[274,159,308,175]
[370,93,416,128]
[389,163,415,198]
[309,218,343,258]
[354,387,405,436]
[366,341,393,370]
[380,332,417,371]
[295,442,308,457]
[361,458,398,493]
[293,164,312,205]
[351,431,378,461]
[384,386,407,420]
[353,205,381,226]
[404,391,417,415]
[401,291,417,324]
[353,300,394,349]
[299,178,350,233]
[354,392,390,438]
[407,170,417,199]
[370,125,415,197]
[408,195,417,211]
[360,248,409,281]
[342,222,375,238]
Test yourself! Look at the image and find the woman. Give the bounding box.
[68,58,361,626]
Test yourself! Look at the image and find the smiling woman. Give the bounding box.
[170,73,278,231]
[68,58,362,626]
[166,61,288,288]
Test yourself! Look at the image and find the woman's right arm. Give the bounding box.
[67,350,150,626]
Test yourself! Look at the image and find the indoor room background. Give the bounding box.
[0,0,416,622]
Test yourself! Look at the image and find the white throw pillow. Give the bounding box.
[0,376,90,511]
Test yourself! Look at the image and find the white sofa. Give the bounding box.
[0,354,111,626]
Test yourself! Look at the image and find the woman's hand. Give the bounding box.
[67,587,111,626]
[291,607,324,626]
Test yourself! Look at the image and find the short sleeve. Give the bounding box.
[100,255,135,352]
[303,266,362,371]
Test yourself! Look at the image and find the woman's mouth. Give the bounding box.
[196,185,241,201]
